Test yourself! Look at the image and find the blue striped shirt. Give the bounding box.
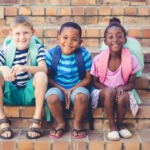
[46,47,92,89]
[0,44,45,86]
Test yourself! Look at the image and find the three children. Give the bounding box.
[0,15,142,141]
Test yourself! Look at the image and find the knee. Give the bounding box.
[0,74,4,86]
[75,93,89,104]
[117,92,129,107]
[33,72,47,85]
[46,95,59,105]
[103,88,116,100]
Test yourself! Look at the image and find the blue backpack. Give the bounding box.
[51,45,86,80]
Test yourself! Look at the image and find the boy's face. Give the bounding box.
[104,26,126,52]
[10,25,35,50]
[57,27,82,55]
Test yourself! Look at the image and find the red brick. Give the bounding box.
[4,106,19,117]
[92,108,103,118]
[30,17,45,25]
[112,7,124,15]
[137,120,150,130]
[98,16,111,26]
[138,7,149,16]
[43,38,58,48]
[142,29,150,38]
[32,7,44,15]
[99,7,111,15]
[87,38,99,47]
[125,7,137,15]
[47,0,70,5]
[21,106,35,118]
[0,7,4,19]
[137,89,150,98]
[86,7,98,15]
[124,17,141,25]
[72,7,84,15]
[137,105,150,118]
[73,16,85,25]
[105,140,122,150]
[5,17,13,25]
[0,28,9,38]
[0,132,19,150]
[86,28,100,37]
[1,0,20,5]
[123,133,140,150]
[93,119,103,129]
[72,0,96,5]
[103,0,121,5]
[53,142,68,150]
[86,16,98,25]
[22,0,46,5]
[59,7,71,16]
[19,7,31,15]
[46,7,58,16]
[34,133,50,150]
[18,133,33,150]
[5,7,17,16]
[44,29,58,37]
[59,17,71,25]
[88,132,104,150]
[35,28,43,37]
[46,17,58,25]
[127,29,141,38]
[0,20,5,27]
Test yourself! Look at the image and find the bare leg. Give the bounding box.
[0,74,12,138]
[46,94,66,137]
[28,72,47,138]
[73,93,89,136]
[99,88,117,131]
[116,92,129,130]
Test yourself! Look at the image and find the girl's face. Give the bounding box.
[57,27,82,55]
[104,26,127,52]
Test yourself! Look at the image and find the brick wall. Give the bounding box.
[0,0,150,50]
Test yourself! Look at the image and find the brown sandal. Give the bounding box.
[26,118,42,139]
[0,118,13,139]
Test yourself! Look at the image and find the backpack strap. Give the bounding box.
[51,46,61,77]
[51,46,86,80]
[4,36,39,68]
[98,48,132,84]
[75,47,86,80]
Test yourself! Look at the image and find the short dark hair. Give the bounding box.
[59,22,82,38]
[104,17,126,38]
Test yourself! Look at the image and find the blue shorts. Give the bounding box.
[45,87,90,104]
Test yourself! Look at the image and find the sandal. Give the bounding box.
[72,129,86,139]
[0,118,13,139]
[49,128,65,139]
[26,118,42,139]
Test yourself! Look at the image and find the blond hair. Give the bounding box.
[10,15,33,30]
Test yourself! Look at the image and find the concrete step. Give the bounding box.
[1,130,150,150]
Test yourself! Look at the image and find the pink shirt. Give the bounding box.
[90,54,141,88]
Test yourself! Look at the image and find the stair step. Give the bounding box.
[1,130,150,150]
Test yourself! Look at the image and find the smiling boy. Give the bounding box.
[0,15,47,139]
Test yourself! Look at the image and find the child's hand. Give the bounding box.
[2,66,16,82]
[116,87,124,100]
[11,65,25,76]
[63,89,71,110]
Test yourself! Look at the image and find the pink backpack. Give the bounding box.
[97,48,132,84]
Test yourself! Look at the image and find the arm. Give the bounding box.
[10,60,47,75]
[93,75,107,89]
[116,73,135,91]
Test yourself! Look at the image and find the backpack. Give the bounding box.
[100,37,144,77]
[3,35,44,68]
[51,45,86,80]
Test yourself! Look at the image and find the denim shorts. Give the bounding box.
[45,87,90,104]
